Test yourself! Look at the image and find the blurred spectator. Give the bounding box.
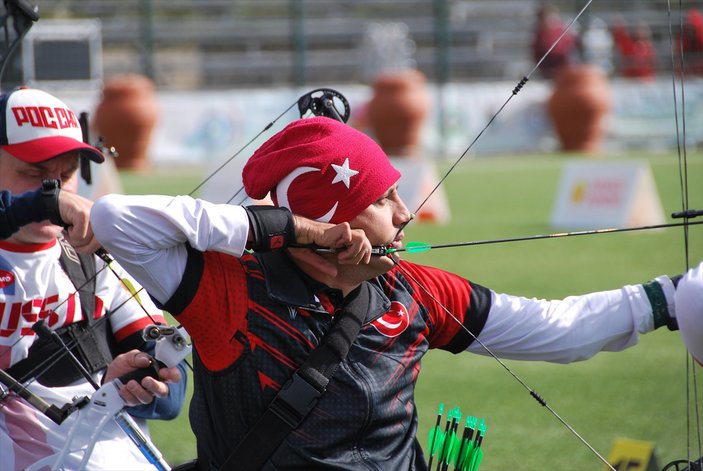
[581,17,615,75]
[531,4,581,79]
[612,16,656,80]
[681,9,703,75]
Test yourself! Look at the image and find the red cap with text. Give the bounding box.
[243,116,400,223]
[0,87,104,164]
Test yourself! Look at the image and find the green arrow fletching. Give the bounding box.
[404,241,433,253]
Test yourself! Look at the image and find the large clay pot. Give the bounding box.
[366,69,430,157]
[547,64,612,153]
[93,74,159,171]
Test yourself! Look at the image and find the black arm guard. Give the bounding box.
[244,205,295,251]
[644,278,679,331]
[0,180,67,239]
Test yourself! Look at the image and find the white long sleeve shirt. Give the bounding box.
[91,194,676,364]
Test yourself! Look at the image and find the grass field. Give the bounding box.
[120,150,703,470]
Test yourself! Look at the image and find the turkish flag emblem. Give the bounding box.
[371,301,410,338]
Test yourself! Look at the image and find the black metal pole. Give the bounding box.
[433,0,449,158]
[140,0,155,81]
[290,0,306,87]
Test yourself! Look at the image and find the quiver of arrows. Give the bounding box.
[427,404,487,471]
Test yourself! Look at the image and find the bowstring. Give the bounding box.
[666,0,701,466]
[391,259,616,470]
[399,0,593,232]
[667,0,691,272]
[189,101,298,199]
[386,0,698,468]
[0,252,165,391]
[381,1,621,467]
[0,253,173,468]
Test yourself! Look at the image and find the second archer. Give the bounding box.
[91,116,702,471]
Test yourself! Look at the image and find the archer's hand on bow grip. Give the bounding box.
[116,356,162,386]
[675,261,703,365]
[105,350,179,406]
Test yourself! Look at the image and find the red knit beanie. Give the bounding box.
[243,116,400,223]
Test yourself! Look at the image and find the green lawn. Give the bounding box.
[120,150,703,470]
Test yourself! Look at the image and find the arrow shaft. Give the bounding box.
[394,220,703,254]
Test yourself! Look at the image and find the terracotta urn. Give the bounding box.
[93,74,159,171]
[366,69,430,157]
[547,64,612,153]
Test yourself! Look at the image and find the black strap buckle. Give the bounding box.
[269,372,323,429]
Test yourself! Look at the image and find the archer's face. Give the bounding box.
[347,184,410,279]
[349,184,410,249]
[0,151,80,245]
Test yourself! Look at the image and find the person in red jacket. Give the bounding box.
[612,17,656,79]
[681,9,703,75]
[531,4,581,79]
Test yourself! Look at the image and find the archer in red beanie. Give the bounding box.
[243,116,401,224]
[92,111,692,470]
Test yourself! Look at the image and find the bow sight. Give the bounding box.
[297,88,351,123]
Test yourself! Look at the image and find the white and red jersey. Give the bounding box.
[0,238,166,470]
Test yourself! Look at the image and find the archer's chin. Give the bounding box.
[20,222,64,245]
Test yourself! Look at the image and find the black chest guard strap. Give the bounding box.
[220,282,371,471]
[6,239,116,387]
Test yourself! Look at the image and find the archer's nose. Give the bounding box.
[394,199,413,227]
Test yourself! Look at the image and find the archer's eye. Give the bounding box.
[375,194,392,206]
[375,187,399,206]
[20,169,45,180]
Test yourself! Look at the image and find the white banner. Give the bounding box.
[550,160,665,229]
